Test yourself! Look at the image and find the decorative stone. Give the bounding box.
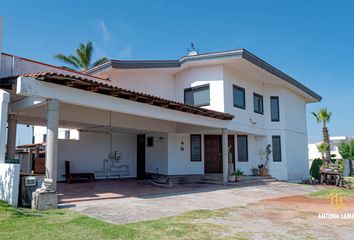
[31,192,58,210]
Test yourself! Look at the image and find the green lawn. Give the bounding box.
[0,201,229,240]
[309,187,354,198]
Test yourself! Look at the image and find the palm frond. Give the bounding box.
[54,54,80,70]
[93,57,109,67]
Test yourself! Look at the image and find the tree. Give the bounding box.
[54,41,108,71]
[339,140,354,176]
[312,108,332,163]
[317,142,329,161]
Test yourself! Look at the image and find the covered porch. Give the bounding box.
[0,72,234,206]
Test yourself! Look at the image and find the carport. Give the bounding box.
[0,72,233,205]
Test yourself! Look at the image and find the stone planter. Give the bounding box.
[236,175,243,182]
[259,167,269,176]
[229,175,236,182]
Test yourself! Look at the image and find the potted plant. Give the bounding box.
[251,167,259,176]
[236,169,244,181]
[229,171,236,182]
[259,144,272,176]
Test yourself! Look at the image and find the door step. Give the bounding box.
[199,175,277,185]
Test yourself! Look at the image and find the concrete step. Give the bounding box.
[199,176,277,185]
[167,175,203,184]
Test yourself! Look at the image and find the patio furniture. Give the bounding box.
[65,161,96,183]
[320,170,343,186]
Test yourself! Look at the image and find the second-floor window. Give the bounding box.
[184,84,210,107]
[253,93,263,114]
[270,96,280,121]
[233,85,246,109]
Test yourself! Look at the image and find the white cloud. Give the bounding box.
[97,20,112,43]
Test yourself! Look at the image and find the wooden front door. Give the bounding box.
[204,135,222,173]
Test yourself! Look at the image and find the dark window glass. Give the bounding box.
[237,135,248,162]
[190,135,202,162]
[147,137,154,147]
[233,85,246,109]
[184,84,210,107]
[272,136,282,162]
[270,96,280,121]
[253,93,263,114]
[43,134,47,143]
[65,130,70,139]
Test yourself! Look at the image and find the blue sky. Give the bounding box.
[1,0,354,143]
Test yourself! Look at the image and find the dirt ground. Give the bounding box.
[195,194,354,240]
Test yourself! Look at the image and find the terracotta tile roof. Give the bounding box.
[19,72,234,121]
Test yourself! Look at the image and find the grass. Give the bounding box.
[0,200,230,240]
[309,187,354,198]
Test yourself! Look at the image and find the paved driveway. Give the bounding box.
[63,182,321,224]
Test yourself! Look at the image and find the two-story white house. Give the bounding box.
[0,47,321,206]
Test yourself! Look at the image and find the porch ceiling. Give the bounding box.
[15,102,217,134]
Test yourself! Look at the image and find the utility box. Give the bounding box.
[19,175,45,207]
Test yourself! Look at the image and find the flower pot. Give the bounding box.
[259,167,269,176]
[236,176,242,182]
[229,175,236,182]
[251,169,259,176]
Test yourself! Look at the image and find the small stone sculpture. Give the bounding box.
[35,178,55,193]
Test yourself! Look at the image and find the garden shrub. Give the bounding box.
[310,158,323,180]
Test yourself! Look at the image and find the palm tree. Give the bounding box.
[54,41,108,72]
[312,108,332,163]
[317,142,329,161]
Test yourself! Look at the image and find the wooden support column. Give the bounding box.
[46,99,59,191]
[222,128,229,184]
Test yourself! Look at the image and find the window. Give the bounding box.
[147,137,154,147]
[184,84,210,107]
[270,96,280,122]
[65,130,70,139]
[190,135,202,162]
[253,93,263,114]
[272,136,282,162]
[43,134,47,143]
[237,135,248,162]
[233,85,246,109]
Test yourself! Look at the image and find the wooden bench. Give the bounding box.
[65,161,96,183]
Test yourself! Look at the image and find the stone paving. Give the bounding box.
[59,180,321,224]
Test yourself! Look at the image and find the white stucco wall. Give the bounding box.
[57,131,137,181]
[286,131,309,181]
[145,133,168,175]
[167,133,204,175]
[109,71,176,100]
[0,163,20,207]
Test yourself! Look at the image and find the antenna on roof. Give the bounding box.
[187,42,199,56]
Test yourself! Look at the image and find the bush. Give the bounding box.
[337,159,345,174]
[310,158,323,180]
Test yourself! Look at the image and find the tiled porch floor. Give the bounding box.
[57,179,211,203]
